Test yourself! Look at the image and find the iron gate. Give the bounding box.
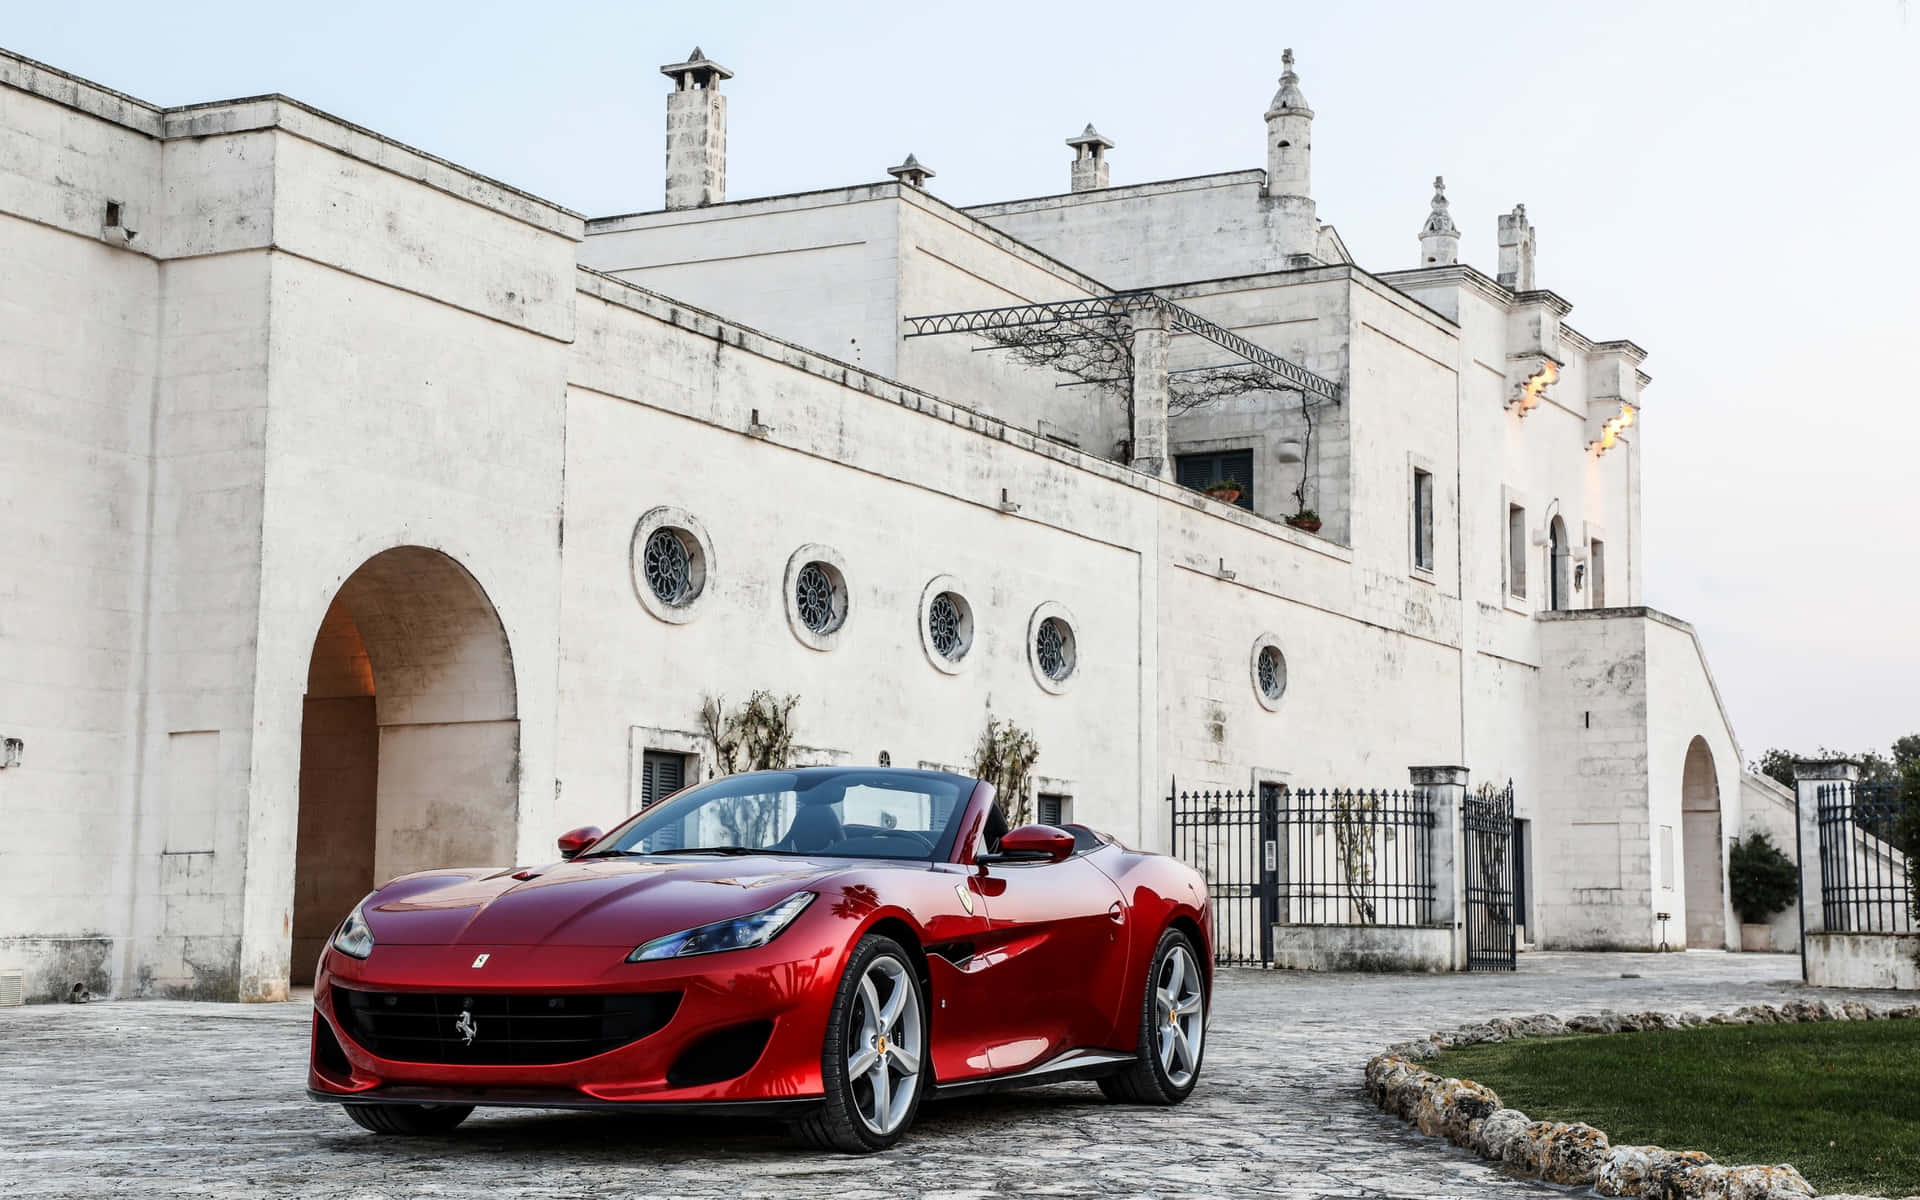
[1168,781,1280,967]
[1464,781,1517,971]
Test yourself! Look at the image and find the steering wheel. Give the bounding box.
[857,828,933,852]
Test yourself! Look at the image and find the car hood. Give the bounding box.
[364,855,882,947]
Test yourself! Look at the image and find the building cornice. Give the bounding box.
[0,46,585,239]
[961,169,1269,218]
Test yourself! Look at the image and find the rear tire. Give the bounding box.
[343,1103,474,1135]
[794,933,928,1153]
[1099,927,1205,1105]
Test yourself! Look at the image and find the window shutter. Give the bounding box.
[641,751,686,809]
[1038,794,1064,826]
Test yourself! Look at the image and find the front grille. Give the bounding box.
[334,987,682,1066]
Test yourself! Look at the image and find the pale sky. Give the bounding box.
[8,0,1915,761]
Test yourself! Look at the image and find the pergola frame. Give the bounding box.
[903,291,1342,412]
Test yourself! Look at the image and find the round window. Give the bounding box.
[1025,602,1080,694]
[630,507,715,625]
[1250,635,1288,710]
[643,527,696,607]
[929,593,967,660]
[796,563,836,632]
[782,545,851,651]
[918,576,975,674]
[1035,617,1074,681]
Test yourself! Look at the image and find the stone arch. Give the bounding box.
[1548,515,1572,612]
[1680,735,1726,949]
[290,547,519,983]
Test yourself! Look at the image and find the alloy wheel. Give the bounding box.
[1154,942,1205,1088]
[844,954,922,1136]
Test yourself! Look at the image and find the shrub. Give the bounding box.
[1727,832,1797,926]
[971,713,1039,827]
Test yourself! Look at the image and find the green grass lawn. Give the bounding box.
[1434,1019,1920,1197]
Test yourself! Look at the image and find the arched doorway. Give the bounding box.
[290,547,520,984]
[1548,516,1571,611]
[1680,736,1725,949]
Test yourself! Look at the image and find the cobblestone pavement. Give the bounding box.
[0,952,1892,1199]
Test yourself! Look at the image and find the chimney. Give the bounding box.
[660,47,732,210]
[1418,176,1460,266]
[1497,203,1537,291]
[887,153,935,190]
[1066,124,1114,192]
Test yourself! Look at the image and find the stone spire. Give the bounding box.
[1497,203,1537,291]
[1265,48,1313,194]
[660,47,733,210]
[1066,124,1114,193]
[1419,176,1460,266]
[887,153,935,189]
[1264,48,1318,263]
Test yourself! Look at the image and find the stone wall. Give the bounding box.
[1805,933,1920,990]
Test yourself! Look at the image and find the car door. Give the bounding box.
[966,850,1130,1072]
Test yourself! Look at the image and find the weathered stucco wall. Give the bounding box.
[0,46,1754,999]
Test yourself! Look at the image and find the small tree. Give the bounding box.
[698,691,799,847]
[1727,831,1798,926]
[972,714,1039,827]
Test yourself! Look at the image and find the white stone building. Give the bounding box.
[0,44,1796,1001]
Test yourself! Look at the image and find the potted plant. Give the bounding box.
[1203,476,1244,505]
[1285,508,1322,534]
[1728,831,1796,951]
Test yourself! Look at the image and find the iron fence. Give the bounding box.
[1168,784,1279,967]
[1464,781,1517,971]
[1816,780,1914,934]
[1280,787,1436,928]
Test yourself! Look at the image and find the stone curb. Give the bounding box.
[1363,1000,1920,1200]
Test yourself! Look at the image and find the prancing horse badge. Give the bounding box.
[471,953,490,969]
[954,884,974,915]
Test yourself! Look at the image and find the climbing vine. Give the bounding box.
[971,713,1040,827]
[1332,788,1379,924]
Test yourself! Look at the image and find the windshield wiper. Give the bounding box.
[573,849,650,860]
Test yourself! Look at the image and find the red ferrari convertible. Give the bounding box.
[308,766,1212,1152]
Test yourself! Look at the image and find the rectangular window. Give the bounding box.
[1037,793,1070,827]
[1507,504,1527,598]
[1589,538,1606,607]
[1175,448,1254,510]
[1411,468,1434,571]
[640,750,688,809]
[1659,825,1676,890]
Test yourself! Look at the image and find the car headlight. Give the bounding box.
[331,895,376,960]
[627,892,815,963]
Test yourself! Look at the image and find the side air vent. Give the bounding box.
[666,1020,774,1088]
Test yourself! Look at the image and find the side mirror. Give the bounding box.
[557,825,604,860]
[980,824,1075,867]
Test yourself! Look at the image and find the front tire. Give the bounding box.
[794,933,928,1153]
[1100,927,1206,1104]
[342,1103,474,1135]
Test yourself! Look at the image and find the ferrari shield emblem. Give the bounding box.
[471,953,490,969]
[954,883,974,915]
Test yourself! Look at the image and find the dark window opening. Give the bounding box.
[1412,468,1435,571]
[1507,504,1527,599]
[1176,449,1255,510]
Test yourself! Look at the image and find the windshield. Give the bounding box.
[584,768,975,863]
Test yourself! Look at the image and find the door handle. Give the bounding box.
[1107,901,1125,924]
